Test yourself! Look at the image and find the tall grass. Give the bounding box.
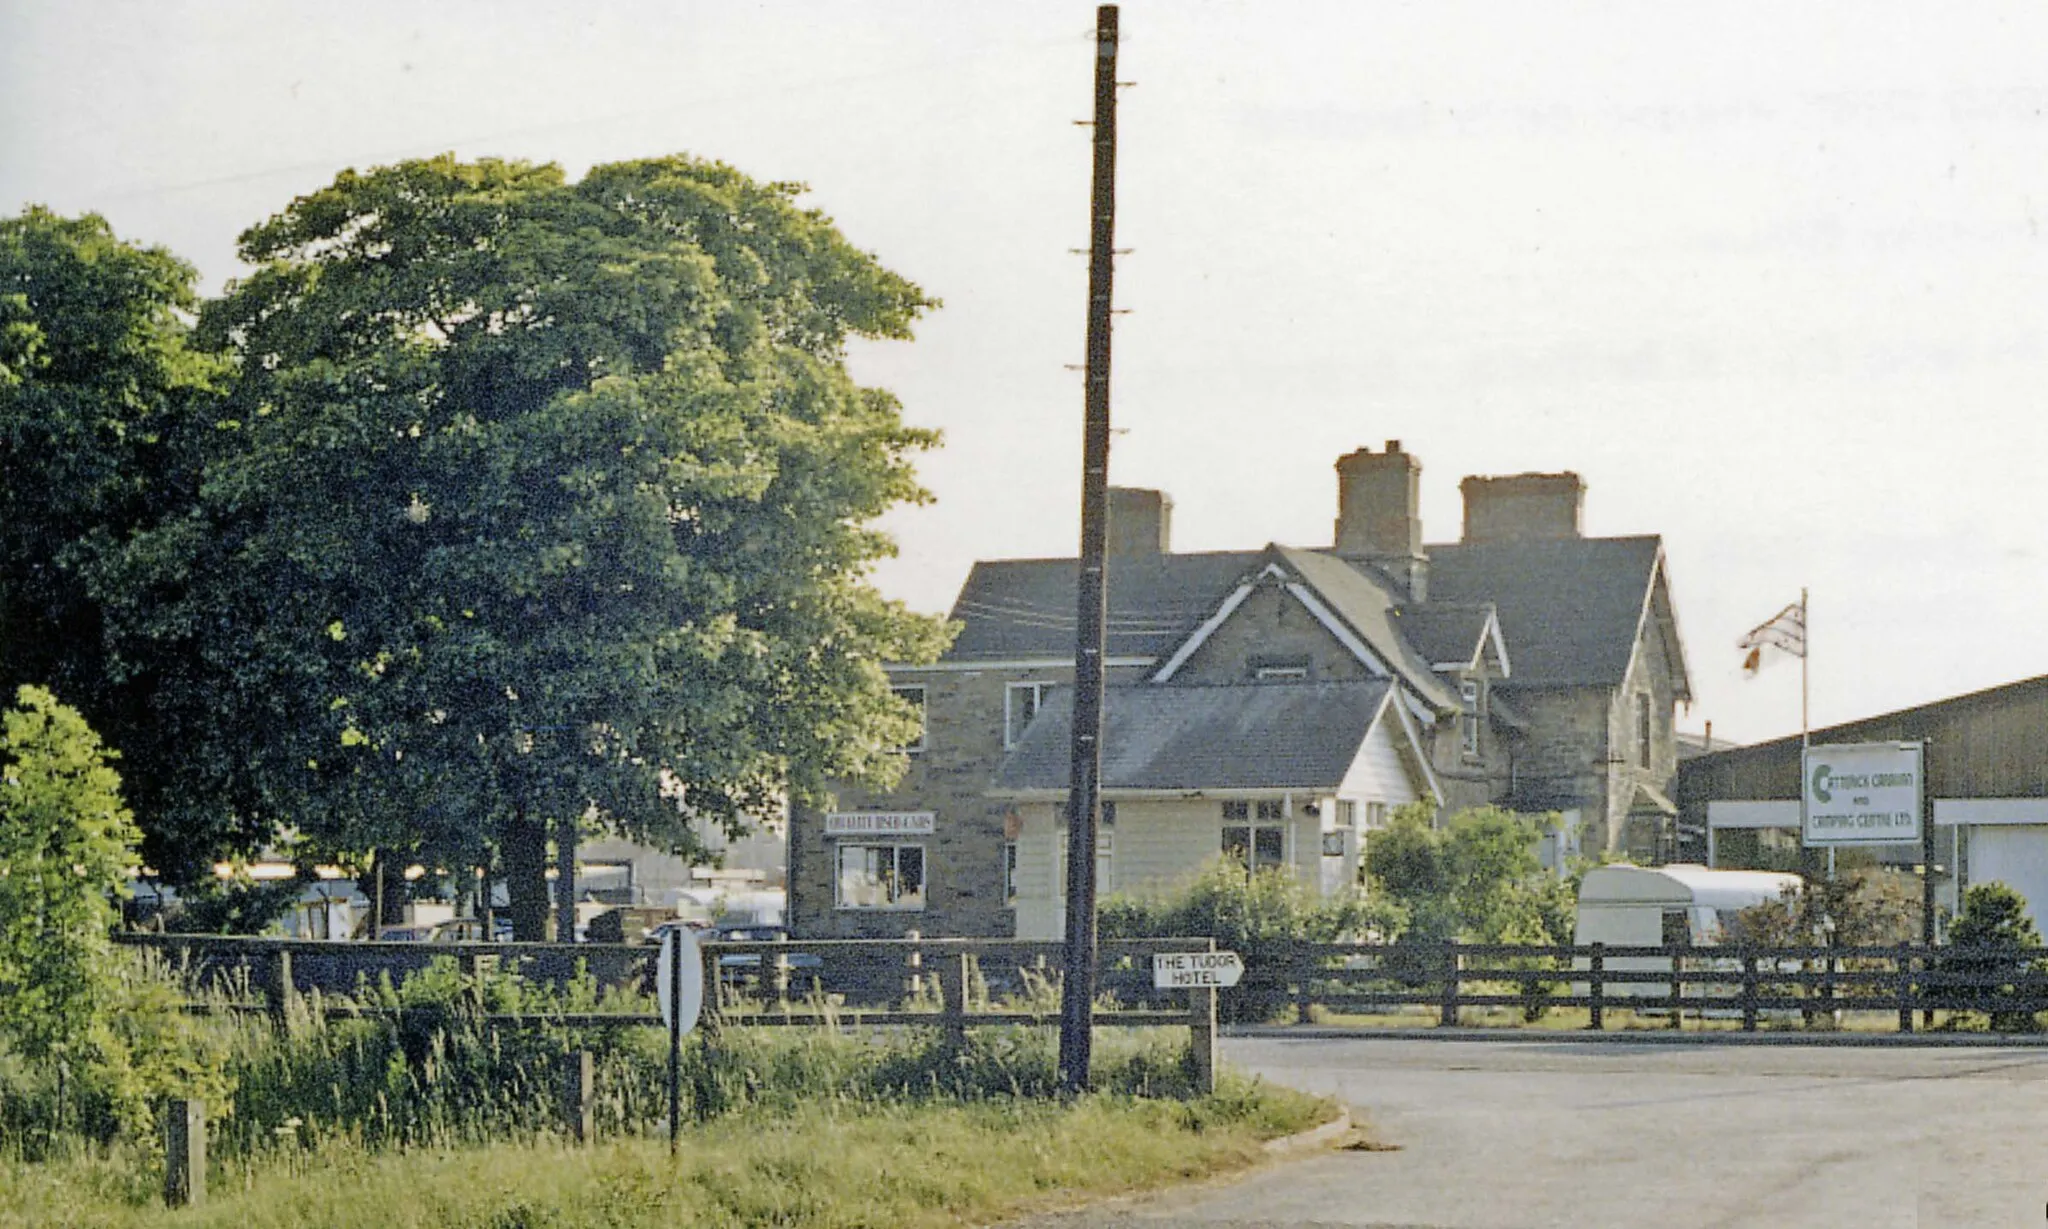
[3,950,1327,1225]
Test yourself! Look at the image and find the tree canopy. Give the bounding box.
[1,156,951,935]
[0,208,247,882]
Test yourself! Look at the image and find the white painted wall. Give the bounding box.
[1965,825,2048,932]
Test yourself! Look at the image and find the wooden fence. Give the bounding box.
[111,932,2048,1037]
[110,930,1219,1039]
[1245,940,2048,1033]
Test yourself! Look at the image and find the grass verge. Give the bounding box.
[2,1073,1336,1229]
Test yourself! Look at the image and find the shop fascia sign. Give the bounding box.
[1802,741,1923,847]
[824,811,936,837]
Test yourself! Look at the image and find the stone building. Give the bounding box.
[788,443,1693,940]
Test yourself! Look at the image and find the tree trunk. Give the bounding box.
[554,813,578,943]
[379,857,408,928]
[504,806,551,942]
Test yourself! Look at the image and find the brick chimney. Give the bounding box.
[1460,473,1585,544]
[1107,486,1172,556]
[1333,441,1427,600]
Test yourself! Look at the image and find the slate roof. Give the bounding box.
[1389,603,1501,671]
[1425,536,1667,690]
[994,680,1398,794]
[945,551,1261,661]
[939,534,1681,700]
[1269,547,1461,710]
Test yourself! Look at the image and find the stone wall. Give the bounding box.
[790,662,1150,939]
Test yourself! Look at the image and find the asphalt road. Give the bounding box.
[1006,1035,2048,1229]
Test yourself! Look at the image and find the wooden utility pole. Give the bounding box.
[1059,3,1121,1096]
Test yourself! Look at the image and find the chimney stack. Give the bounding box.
[1107,487,1172,557]
[1459,473,1585,544]
[1333,441,1427,600]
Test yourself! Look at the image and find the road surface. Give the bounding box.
[1007,1035,2048,1228]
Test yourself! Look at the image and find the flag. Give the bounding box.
[1738,598,1805,676]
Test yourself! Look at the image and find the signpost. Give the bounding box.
[1801,742,1924,847]
[1153,950,1244,990]
[657,926,703,1154]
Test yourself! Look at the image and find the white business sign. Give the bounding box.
[1802,741,1924,847]
[824,811,936,837]
[1153,950,1244,989]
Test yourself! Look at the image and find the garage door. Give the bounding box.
[1966,825,2048,932]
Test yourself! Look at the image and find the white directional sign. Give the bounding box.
[1802,741,1924,847]
[1153,950,1244,989]
[656,926,704,1035]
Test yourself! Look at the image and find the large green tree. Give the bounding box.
[131,155,950,936]
[0,209,254,883]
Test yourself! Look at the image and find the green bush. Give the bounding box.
[1944,882,2044,1033]
[1100,858,1367,1023]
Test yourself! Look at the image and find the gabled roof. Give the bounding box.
[936,534,1685,704]
[993,680,1400,795]
[1425,536,1670,690]
[944,551,1261,661]
[1390,602,1508,674]
[1270,547,1461,710]
[1143,545,1460,713]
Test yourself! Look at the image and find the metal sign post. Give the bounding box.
[657,926,703,1155]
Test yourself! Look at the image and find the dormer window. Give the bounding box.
[1250,654,1311,682]
[1005,681,1055,748]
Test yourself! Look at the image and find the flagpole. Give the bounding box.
[1802,587,1830,882]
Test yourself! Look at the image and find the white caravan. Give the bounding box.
[1572,864,1803,1004]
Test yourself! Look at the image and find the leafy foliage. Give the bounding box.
[0,686,140,1064]
[1100,858,1371,1022]
[1943,881,2044,1032]
[4,156,951,926]
[0,210,246,883]
[1364,804,1575,944]
[1726,868,1923,948]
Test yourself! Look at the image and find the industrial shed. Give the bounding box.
[1675,674,2048,930]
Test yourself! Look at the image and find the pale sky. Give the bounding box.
[6,1,2047,746]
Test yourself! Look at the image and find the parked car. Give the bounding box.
[708,921,823,994]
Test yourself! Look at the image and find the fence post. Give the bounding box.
[1668,951,1684,1029]
[1187,985,1217,1095]
[1897,950,1915,1034]
[163,1098,206,1208]
[699,941,722,1038]
[1294,940,1314,1025]
[1439,941,1459,1027]
[1821,948,1837,1022]
[266,948,295,1025]
[905,929,924,1002]
[563,1050,594,1145]
[943,951,969,1051]
[1740,951,1758,1033]
[1588,942,1605,1031]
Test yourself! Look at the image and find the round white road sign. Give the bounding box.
[656,927,704,1035]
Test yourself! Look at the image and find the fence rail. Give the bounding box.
[112,932,2048,1036]
[1251,940,2048,1032]
[111,931,1219,1037]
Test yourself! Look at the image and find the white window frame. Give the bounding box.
[1051,829,1115,895]
[1222,800,1289,873]
[1005,681,1054,749]
[1003,841,1019,907]
[891,684,927,755]
[834,842,927,911]
[1460,678,1483,759]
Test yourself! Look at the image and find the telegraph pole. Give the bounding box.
[1059,3,1120,1096]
